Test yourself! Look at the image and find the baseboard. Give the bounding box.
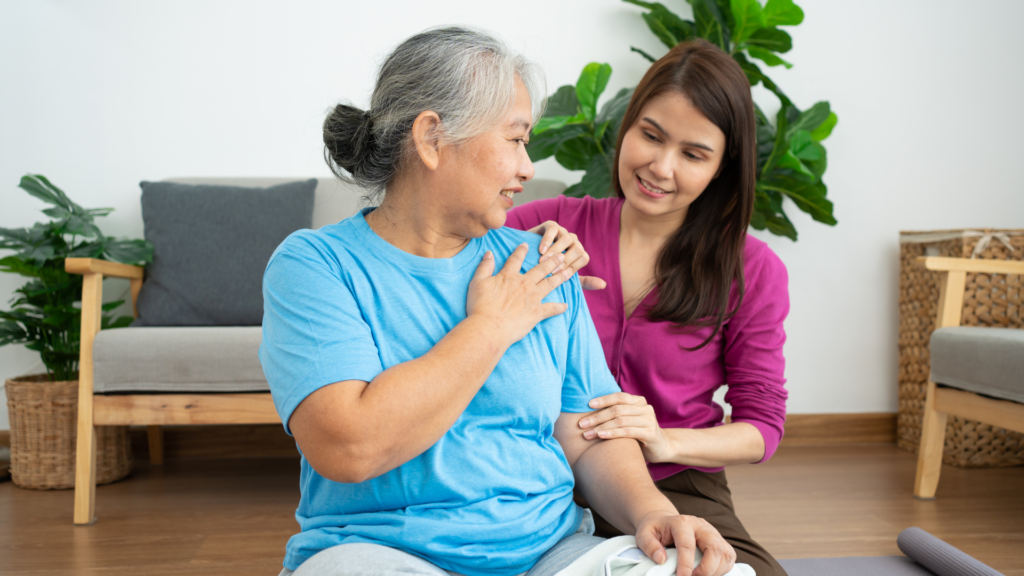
[118,413,898,461]
[780,413,897,446]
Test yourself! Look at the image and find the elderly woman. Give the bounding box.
[259,27,735,576]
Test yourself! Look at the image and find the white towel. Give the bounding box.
[553,535,755,576]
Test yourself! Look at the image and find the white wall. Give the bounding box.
[3,0,1024,429]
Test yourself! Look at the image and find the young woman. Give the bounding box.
[261,28,736,576]
[507,39,789,576]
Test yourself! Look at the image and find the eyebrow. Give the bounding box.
[508,117,532,131]
[642,117,715,152]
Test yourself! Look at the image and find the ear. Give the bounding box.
[411,110,443,171]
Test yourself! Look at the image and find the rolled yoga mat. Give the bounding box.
[897,527,1004,576]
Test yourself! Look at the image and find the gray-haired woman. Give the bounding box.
[259,27,736,576]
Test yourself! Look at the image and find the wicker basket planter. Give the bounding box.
[5,374,132,489]
[899,229,1024,468]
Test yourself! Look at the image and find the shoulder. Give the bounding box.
[506,194,621,230]
[486,226,544,268]
[266,214,363,274]
[742,234,788,284]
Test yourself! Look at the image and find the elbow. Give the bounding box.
[302,434,388,484]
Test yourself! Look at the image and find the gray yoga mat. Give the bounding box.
[897,527,1003,576]
[779,527,1004,576]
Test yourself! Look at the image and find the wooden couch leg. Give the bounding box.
[73,416,97,525]
[914,381,948,499]
[147,425,165,465]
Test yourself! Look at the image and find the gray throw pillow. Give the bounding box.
[134,179,316,326]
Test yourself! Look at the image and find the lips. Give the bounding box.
[636,175,672,198]
[499,189,519,207]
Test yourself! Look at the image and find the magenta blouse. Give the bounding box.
[506,196,789,480]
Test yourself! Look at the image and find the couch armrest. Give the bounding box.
[917,256,1024,275]
[65,258,144,279]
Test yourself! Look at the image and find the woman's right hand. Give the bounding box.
[466,243,572,347]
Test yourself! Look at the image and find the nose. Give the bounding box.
[518,143,535,182]
[649,150,673,182]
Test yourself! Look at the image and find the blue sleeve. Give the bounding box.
[259,233,384,434]
[559,275,621,413]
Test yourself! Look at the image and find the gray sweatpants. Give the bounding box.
[279,508,603,576]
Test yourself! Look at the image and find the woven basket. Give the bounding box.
[5,374,132,489]
[898,229,1024,468]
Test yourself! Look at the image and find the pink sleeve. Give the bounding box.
[722,242,790,464]
[504,197,565,232]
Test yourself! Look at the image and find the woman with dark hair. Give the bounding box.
[507,39,790,576]
[261,28,739,576]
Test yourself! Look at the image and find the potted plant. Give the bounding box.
[528,0,837,241]
[1,175,152,489]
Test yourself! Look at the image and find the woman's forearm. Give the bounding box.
[573,438,677,533]
[660,422,765,468]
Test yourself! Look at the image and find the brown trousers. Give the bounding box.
[576,469,787,576]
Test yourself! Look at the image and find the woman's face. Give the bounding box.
[439,77,535,238]
[617,91,726,222]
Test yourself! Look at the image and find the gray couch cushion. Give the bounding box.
[930,326,1024,403]
[93,327,267,393]
[135,179,316,326]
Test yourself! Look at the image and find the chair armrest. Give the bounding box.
[917,256,1024,275]
[65,258,144,279]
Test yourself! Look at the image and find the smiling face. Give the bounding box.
[435,76,535,238]
[617,90,726,223]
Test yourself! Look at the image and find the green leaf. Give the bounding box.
[576,63,613,122]
[527,124,588,162]
[102,238,154,265]
[630,46,658,62]
[544,85,579,118]
[810,112,837,141]
[760,176,836,225]
[534,113,587,134]
[732,53,793,108]
[642,11,679,48]
[803,144,827,178]
[785,101,830,139]
[562,182,586,198]
[730,0,766,45]
[789,130,821,160]
[596,88,634,126]
[763,0,804,27]
[775,149,815,178]
[748,47,792,68]
[692,0,730,50]
[555,135,601,171]
[744,27,792,52]
[578,153,615,198]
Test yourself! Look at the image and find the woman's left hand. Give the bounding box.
[527,220,606,290]
[580,392,673,463]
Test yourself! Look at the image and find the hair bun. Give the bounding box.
[323,104,376,179]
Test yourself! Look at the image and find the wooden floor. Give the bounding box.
[0,444,1021,575]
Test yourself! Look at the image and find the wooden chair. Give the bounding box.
[66,176,568,525]
[913,256,1024,499]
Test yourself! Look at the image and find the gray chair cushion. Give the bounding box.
[93,327,267,393]
[134,179,316,327]
[930,326,1024,403]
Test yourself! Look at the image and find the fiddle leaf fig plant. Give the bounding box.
[0,175,153,381]
[528,0,838,240]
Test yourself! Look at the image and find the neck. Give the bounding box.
[619,198,687,249]
[366,176,470,259]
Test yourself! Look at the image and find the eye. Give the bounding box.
[643,131,659,142]
[683,151,702,160]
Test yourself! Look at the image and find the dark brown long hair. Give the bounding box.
[611,39,756,349]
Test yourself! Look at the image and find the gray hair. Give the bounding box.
[323,26,545,196]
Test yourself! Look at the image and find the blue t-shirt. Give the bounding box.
[259,208,620,576]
